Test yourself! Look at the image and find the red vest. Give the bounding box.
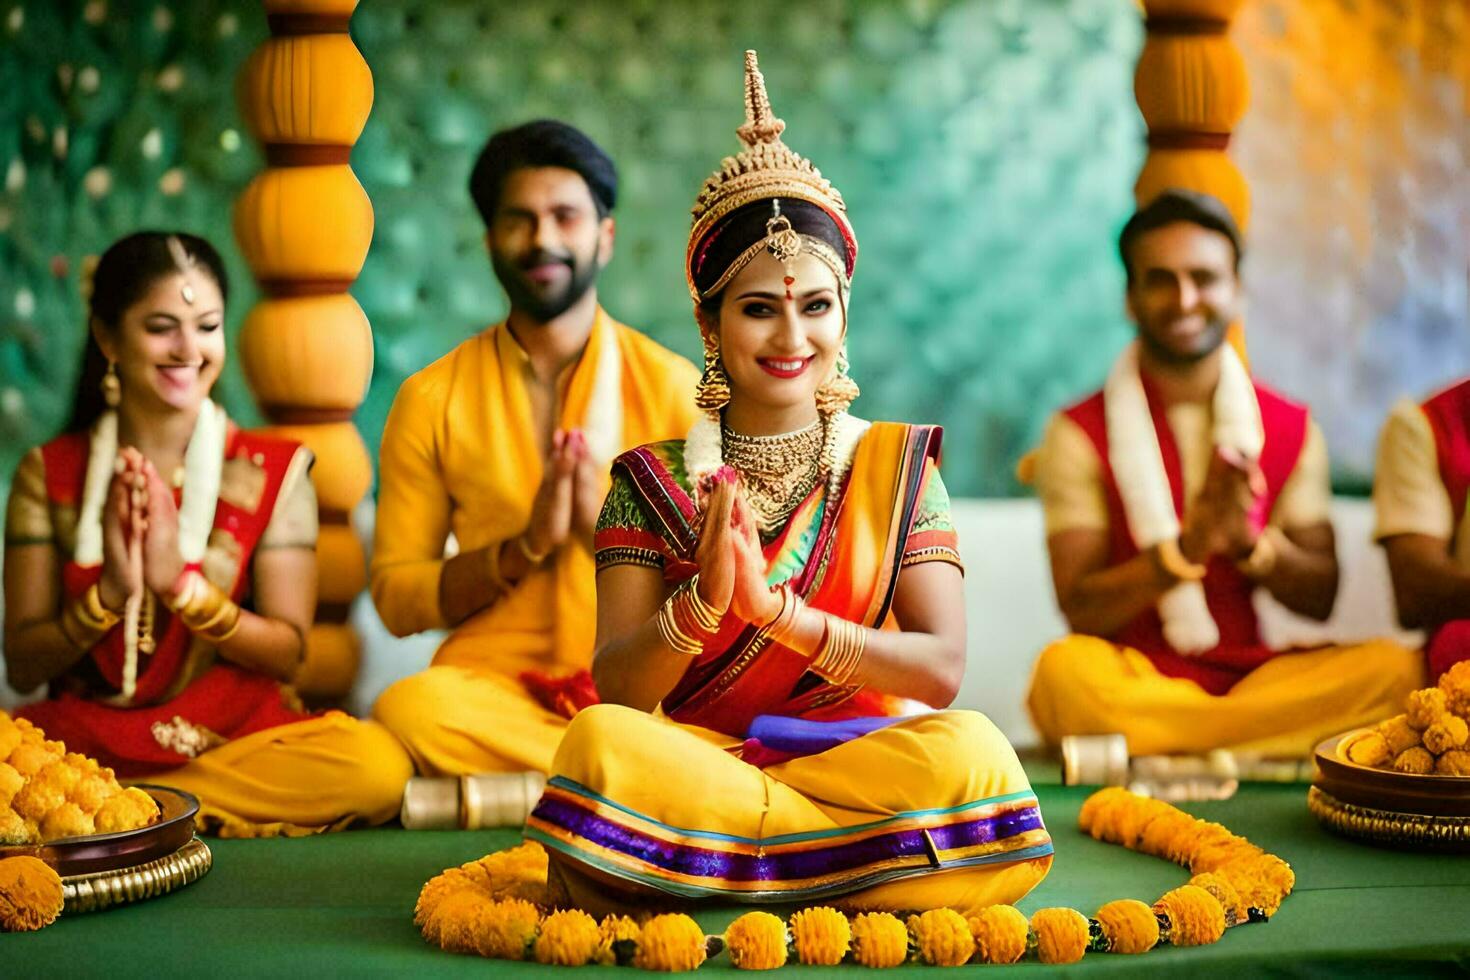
[1417,378,1470,679]
[1063,378,1310,694]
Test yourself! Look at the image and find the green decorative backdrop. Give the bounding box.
[2,1,1464,500]
[0,0,1144,499]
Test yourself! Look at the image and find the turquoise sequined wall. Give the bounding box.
[2,1,1465,500]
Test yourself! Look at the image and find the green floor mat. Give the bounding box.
[6,783,1469,976]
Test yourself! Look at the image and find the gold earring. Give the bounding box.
[695,353,732,415]
[815,344,859,416]
[101,361,121,408]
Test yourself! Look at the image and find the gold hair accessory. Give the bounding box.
[165,235,197,305]
[168,569,241,644]
[686,50,857,305]
[101,361,121,408]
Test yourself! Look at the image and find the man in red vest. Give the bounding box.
[1026,189,1422,757]
[1374,380,1470,682]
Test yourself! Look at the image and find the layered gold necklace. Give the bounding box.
[721,419,826,537]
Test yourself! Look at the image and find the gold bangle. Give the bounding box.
[60,583,121,650]
[656,582,714,657]
[810,615,866,686]
[517,534,551,566]
[168,570,242,645]
[760,585,804,647]
[1237,526,1282,579]
[1155,538,1207,582]
[683,574,725,632]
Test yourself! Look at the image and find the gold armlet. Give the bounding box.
[168,571,242,644]
[60,583,121,650]
[1155,538,1207,582]
[1237,526,1283,579]
[656,580,720,658]
[810,615,866,686]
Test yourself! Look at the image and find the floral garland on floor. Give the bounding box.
[412,788,1294,969]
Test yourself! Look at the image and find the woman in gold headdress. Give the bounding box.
[3,232,410,836]
[523,53,1052,916]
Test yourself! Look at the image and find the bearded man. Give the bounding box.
[370,121,699,803]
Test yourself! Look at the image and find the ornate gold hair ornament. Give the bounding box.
[686,50,858,305]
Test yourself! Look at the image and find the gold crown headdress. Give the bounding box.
[685,50,858,305]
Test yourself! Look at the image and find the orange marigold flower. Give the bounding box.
[968,905,1029,964]
[596,913,642,964]
[1030,907,1090,964]
[908,908,973,966]
[1187,872,1245,921]
[1095,899,1158,954]
[634,913,708,972]
[1154,885,1224,946]
[0,855,64,931]
[850,912,909,968]
[789,906,850,966]
[534,908,601,966]
[471,897,541,960]
[724,911,788,970]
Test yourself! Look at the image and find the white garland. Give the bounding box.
[1104,341,1262,655]
[75,400,227,699]
[579,311,624,469]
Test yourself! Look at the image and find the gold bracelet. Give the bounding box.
[168,570,242,644]
[760,585,805,647]
[517,534,551,566]
[1155,538,1207,582]
[683,574,725,632]
[656,582,712,657]
[1237,526,1282,579]
[59,583,121,650]
[810,615,866,686]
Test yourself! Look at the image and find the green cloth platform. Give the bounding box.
[7,784,1470,976]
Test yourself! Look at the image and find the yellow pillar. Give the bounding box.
[1133,0,1250,358]
[234,0,373,701]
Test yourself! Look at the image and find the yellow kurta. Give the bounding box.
[370,309,699,775]
[1027,405,1423,757]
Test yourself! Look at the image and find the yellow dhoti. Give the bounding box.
[153,713,412,837]
[1027,634,1426,757]
[372,666,569,775]
[527,704,1053,917]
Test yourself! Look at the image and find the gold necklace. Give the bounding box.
[721,419,826,536]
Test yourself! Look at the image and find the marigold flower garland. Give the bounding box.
[412,789,1291,969]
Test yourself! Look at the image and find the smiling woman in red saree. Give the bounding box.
[522,52,1052,917]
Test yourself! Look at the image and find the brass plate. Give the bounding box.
[0,785,200,877]
[1308,786,1470,853]
[62,836,213,914]
[1313,732,1470,817]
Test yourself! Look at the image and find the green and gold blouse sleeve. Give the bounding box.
[902,462,962,571]
[5,448,53,547]
[593,468,667,571]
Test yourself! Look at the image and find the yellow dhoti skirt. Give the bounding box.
[153,713,412,837]
[1026,634,1426,757]
[525,704,1053,917]
[373,666,569,776]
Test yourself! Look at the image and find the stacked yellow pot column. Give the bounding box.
[235,0,373,701]
[1133,0,1250,356]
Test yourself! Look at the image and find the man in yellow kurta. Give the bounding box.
[370,121,699,785]
[1026,190,1421,757]
[1374,378,1470,683]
